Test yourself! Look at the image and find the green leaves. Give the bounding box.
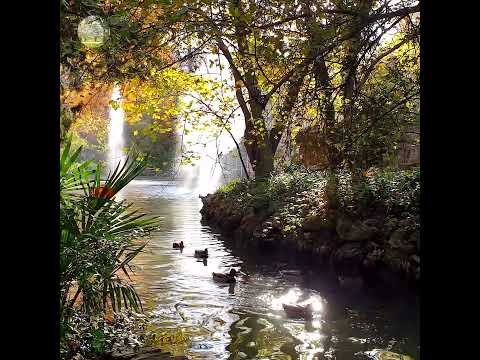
[60,136,95,203]
[167,6,188,22]
[60,140,159,321]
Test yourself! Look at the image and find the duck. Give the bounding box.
[282,303,313,320]
[212,269,237,283]
[173,241,184,249]
[194,248,208,258]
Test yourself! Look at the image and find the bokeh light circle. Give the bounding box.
[77,16,110,48]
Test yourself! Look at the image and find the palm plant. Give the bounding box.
[60,137,158,321]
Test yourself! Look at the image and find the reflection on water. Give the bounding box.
[117,179,420,360]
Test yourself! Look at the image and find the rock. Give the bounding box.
[199,194,212,205]
[389,228,406,242]
[389,229,416,254]
[365,241,381,252]
[336,216,377,242]
[410,254,420,264]
[304,215,334,232]
[363,218,381,228]
[408,230,419,242]
[384,217,399,233]
[304,232,314,241]
[319,243,333,255]
[332,242,365,274]
[399,216,417,230]
[409,230,420,253]
[221,213,242,230]
[239,208,262,236]
[362,249,383,271]
[272,218,282,230]
[297,238,313,252]
[415,266,420,281]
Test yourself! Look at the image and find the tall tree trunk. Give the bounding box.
[243,99,272,178]
[228,0,275,178]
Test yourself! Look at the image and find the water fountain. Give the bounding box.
[106,61,247,196]
[178,54,247,196]
[108,86,126,173]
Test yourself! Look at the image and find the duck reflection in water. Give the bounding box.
[229,283,235,294]
[195,257,207,266]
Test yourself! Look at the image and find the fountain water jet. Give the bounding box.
[108,86,126,172]
[177,54,247,196]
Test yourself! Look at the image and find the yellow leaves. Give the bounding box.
[291,125,302,139]
[133,130,139,136]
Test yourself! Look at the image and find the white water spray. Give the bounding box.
[108,86,126,172]
[178,54,246,196]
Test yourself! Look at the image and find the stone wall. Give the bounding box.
[200,193,420,285]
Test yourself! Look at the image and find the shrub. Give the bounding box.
[60,310,155,360]
[60,137,159,359]
[213,166,419,228]
[217,178,245,194]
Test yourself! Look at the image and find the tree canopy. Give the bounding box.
[61,0,420,177]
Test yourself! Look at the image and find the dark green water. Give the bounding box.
[117,179,420,360]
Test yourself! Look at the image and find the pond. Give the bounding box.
[117,179,420,360]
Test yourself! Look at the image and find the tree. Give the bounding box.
[294,0,420,170]
[150,0,419,177]
[61,0,420,178]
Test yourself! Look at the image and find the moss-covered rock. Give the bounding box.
[335,216,378,242]
[200,167,420,283]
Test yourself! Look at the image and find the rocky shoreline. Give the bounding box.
[104,348,188,360]
[200,192,420,287]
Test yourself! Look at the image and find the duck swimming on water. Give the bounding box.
[173,241,184,249]
[194,248,208,258]
[212,269,237,283]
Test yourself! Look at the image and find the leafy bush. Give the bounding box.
[216,166,326,211]
[60,310,155,360]
[216,178,245,194]
[335,167,420,218]
[60,137,159,359]
[214,166,419,230]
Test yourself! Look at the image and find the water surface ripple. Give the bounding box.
[117,179,420,360]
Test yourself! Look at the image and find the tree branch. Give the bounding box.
[366,4,420,25]
[358,34,415,88]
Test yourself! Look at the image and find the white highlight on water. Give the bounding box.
[108,86,126,172]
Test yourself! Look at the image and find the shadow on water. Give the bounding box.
[117,179,420,360]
